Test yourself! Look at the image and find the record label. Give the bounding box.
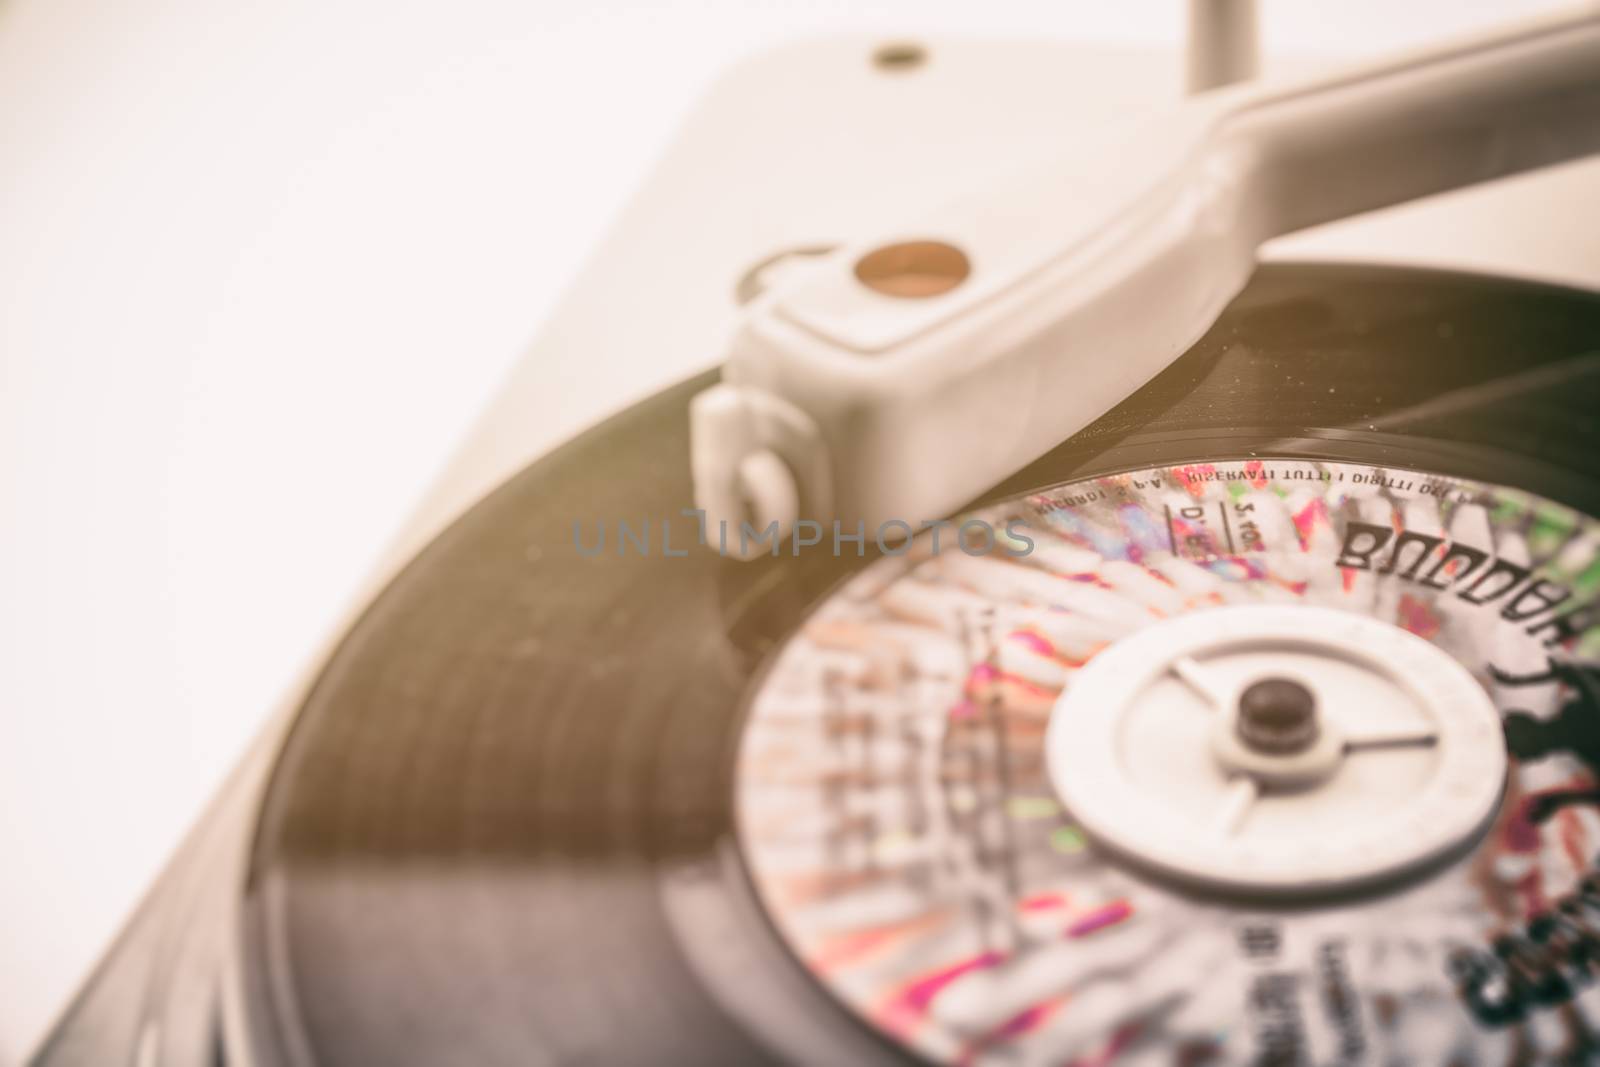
[735,459,1600,1065]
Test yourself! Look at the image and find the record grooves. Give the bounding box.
[241,264,1600,1066]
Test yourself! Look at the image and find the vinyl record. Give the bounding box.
[237,264,1600,1066]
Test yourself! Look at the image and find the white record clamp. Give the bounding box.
[1045,605,1507,897]
[691,9,1600,556]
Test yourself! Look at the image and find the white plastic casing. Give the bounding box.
[694,13,1600,551]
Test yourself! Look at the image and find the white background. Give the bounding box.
[0,1,1584,1063]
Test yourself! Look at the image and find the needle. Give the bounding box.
[1170,655,1228,710]
[1211,777,1258,836]
[1343,729,1439,753]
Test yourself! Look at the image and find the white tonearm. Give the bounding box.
[691,10,1600,558]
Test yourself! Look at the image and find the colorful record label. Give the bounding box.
[733,460,1600,1066]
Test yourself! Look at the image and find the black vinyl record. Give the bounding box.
[238,264,1600,1066]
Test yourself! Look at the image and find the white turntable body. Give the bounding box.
[2,3,1599,1063]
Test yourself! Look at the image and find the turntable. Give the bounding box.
[28,6,1600,1065]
